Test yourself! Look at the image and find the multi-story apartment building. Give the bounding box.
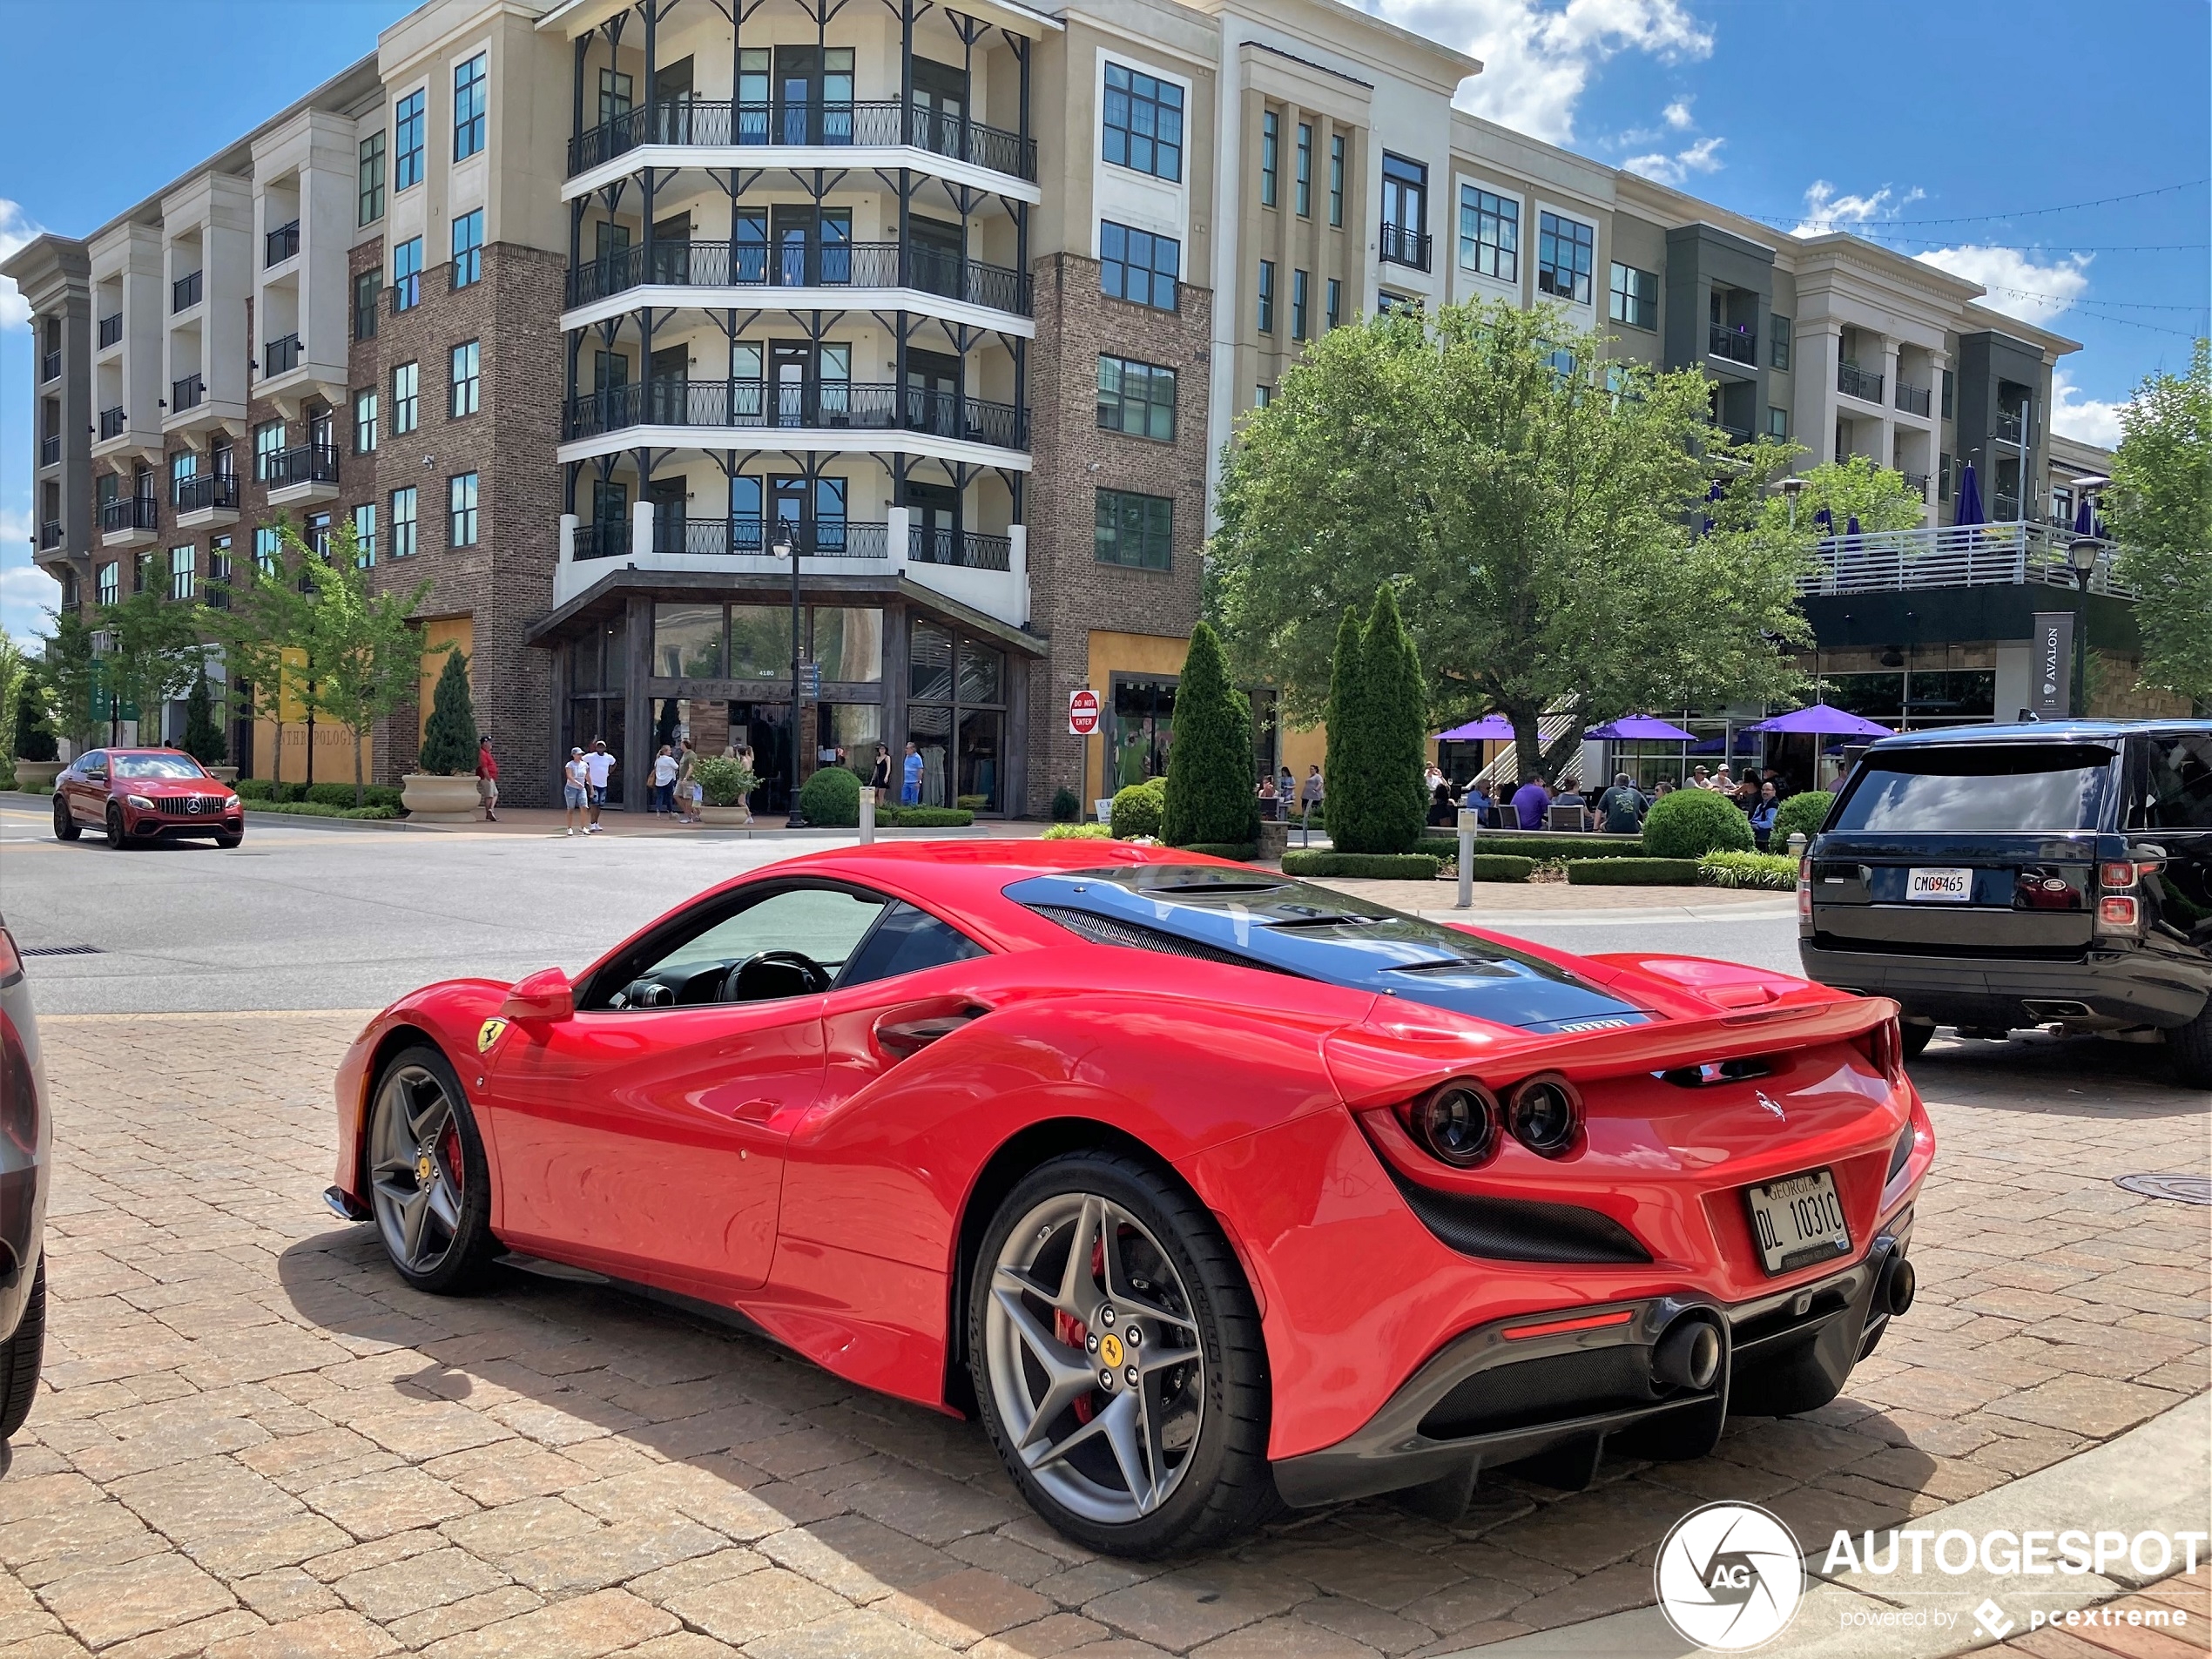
[10,0,2155,813]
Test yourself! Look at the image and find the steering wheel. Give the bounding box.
[719,949,833,1003]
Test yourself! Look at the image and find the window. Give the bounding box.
[1096,488,1173,570]
[597,887,896,1010]
[1941,368,1955,421]
[253,420,285,482]
[353,502,377,566]
[1537,211,1595,304]
[1257,260,1275,334]
[395,89,425,191]
[1099,220,1179,311]
[1329,133,1345,226]
[353,388,379,454]
[1459,186,1519,282]
[450,341,480,418]
[390,487,418,559]
[170,450,196,505]
[839,901,987,989]
[1097,354,1177,442]
[208,536,230,585]
[393,362,419,435]
[393,236,422,310]
[450,209,482,288]
[97,562,118,606]
[454,52,487,160]
[1770,314,1792,372]
[598,67,633,128]
[1254,383,1271,408]
[1608,261,1657,330]
[1939,452,1952,500]
[353,269,380,341]
[1295,121,1312,217]
[448,473,478,548]
[2134,733,2212,830]
[1101,62,1183,182]
[1326,277,1343,329]
[1767,406,1789,439]
[358,132,386,225]
[1380,153,1428,266]
[169,545,194,600]
[1260,110,1279,207]
[1291,269,1309,341]
[1834,745,2115,834]
[254,525,281,570]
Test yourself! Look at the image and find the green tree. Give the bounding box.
[1357,586,1427,853]
[1162,622,1258,846]
[41,610,102,750]
[418,645,480,776]
[209,529,316,779]
[10,670,57,764]
[2108,339,2212,708]
[1211,299,1811,783]
[1769,455,1929,538]
[1320,607,1367,848]
[93,556,206,744]
[293,520,433,804]
[181,666,226,765]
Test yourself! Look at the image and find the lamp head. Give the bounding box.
[1779,476,1805,497]
[2067,536,2103,577]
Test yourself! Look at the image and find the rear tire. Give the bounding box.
[1901,1022,1935,1062]
[51,796,78,842]
[104,806,126,849]
[2167,1004,2212,1090]
[0,1258,46,1440]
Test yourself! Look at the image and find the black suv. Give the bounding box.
[1798,721,2212,1086]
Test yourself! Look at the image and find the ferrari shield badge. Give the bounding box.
[476,1018,509,1055]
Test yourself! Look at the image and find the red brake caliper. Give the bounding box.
[437,1121,462,1189]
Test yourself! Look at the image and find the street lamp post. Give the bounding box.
[779,528,808,827]
[2067,535,2103,718]
[1780,475,1805,532]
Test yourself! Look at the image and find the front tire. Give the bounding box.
[51,796,79,842]
[365,1045,496,1293]
[2168,1002,2212,1090]
[214,829,243,849]
[968,1152,1272,1558]
[0,1258,46,1440]
[1901,1022,1935,1062]
[104,806,126,849]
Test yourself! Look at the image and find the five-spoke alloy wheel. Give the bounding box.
[366,1045,493,1292]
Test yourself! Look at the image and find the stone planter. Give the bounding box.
[698,802,752,827]
[1256,819,1291,863]
[10,759,63,791]
[401,772,482,823]
[206,766,239,785]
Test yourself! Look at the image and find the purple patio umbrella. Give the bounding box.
[1584,716,1697,742]
[1746,705,1895,738]
[1812,506,1835,539]
[1433,714,1518,742]
[1955,461,1984,526]
[2073,494,2095,536]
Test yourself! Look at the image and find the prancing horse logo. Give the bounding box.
[1755,1090,1785,1121]
[476,1018,509,1054]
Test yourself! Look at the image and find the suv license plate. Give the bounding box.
[1746,1169,1851,1276]
[1907,867,1974,902]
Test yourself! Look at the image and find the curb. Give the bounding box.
[1419,900,1799,926]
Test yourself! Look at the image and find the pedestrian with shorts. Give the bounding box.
[676,739,699,825]
[900,740,923,806]
[584,738,614,833]
[475,736,500,822]
[563,746,590,836]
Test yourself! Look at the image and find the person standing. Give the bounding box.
[900,740,923,806]
[1750,779,1781,848]
[1596,772,1646,835]
[1300,765,1325,813]
[868,743,893,804]
[562,746,590,837]
[584,738,614,833]
[651,745,678,816]
[675,738,700,825]
[475,735,500,823]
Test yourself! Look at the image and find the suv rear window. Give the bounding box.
[1832,744,2116,833]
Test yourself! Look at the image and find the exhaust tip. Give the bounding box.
[2023,1000,2094,1021]
[1881,1255,1917,1319]
[1652,1317,1722,1393]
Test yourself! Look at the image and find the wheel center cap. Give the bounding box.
[1098,1332,1123,1368]
[415,1150,436,1187]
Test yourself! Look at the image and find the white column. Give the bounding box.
[885,505,910,570]
[631,499,653,562]
[558,512,577,563]
[1008,524,1029,627]
[1879,340,1901,473]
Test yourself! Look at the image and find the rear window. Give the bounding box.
[1831,744,2115,833]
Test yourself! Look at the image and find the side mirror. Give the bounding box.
[501,967,575,1023]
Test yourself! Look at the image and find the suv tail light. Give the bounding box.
[2094,860,2155,939]
[1797,858,1812,930]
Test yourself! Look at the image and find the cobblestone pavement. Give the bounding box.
[2,1015,2205,1658]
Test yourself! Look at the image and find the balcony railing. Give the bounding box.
[176,473,239,514]
[41,347,60,381]
[39,434,58,466]
[101,496,158,534]
[266,219,300,266]
[264,334,302,376]
[564,238,1031,316]
[641,516,894,561]
[98,313,123,348]
[38,520,61,550]
[1802,521,2137,600]
[98,406,126,440]
[1379,224,1431,271]
[1994,409,2025,443]
[264,444,339,489]
[563,379,1028,451]
[1838,362,1885,403]
[1901,470,1931,496]
[568,98,1037,182]
[172,270,202,313]
[912,525,1011,570]
[1708,323,1757,365]
[1895,380,1932,417]
[172,373,205,413]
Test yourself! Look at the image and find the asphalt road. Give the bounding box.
[0,796,1805,1015]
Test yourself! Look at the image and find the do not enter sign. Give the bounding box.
[1068,688,1102,736]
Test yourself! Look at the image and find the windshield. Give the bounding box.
[1831,745,2114,834]
[111,755,210,780]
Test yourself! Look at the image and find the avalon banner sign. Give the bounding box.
[2031,612,2074,718]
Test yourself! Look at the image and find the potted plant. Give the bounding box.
[693,753,757,826]
[9,676,62,791]
[402,647,484,822]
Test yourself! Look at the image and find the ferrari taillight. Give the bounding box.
[1862,1016,1905,1083]
[1406,1080,1500,1168]
[0,924,19,988]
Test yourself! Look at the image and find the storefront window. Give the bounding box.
[958,639,1002,705]
[813,607,883,683]
[910,620,954,702]
[652,697,691,750]
[907,623,1007,811]
[653,604,722,678]
[730,606,793,679]
[1113,678,1176,786]
[818,702,881,769]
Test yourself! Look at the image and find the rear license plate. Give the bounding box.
[1906,867,1974,902]
[1745,1169,1851,1276]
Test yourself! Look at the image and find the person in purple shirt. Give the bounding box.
[1511,774,1552,830]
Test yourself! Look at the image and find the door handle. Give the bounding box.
[731,1096,778,1123]
[873,1001,988,1061]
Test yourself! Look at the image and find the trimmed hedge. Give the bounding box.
[1284,850,1440,880]
[1042,822,1114,840]
[1772,790,1834,847]
[1110,779,1166,840]
[1181,842,1258,862]
[798,764,862,826]
[246,800,400,821]
[1698,850,1800,890]
[879,806,974,828]
[305,781,404,810]
[1641,789,1756,859]
[1446,853,1537,883]
[1566,857,1703,886]
[1418,833,1638,862]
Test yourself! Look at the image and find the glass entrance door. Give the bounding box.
[773,45,854,144]
[909,57,967,155]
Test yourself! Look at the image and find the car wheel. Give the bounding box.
[1901,1022,1935,1062]
[968,1151,1273,1558]
[214,829,243,849]
[0,1257,45,1440]
[365,1044,496,1294]
[51,795,79,842]
[104,806,126,849]
[2167,1004,2212,1090]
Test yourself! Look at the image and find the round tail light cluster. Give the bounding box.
[1507,1074,1581,1157]
[1408,1074,1582,1167]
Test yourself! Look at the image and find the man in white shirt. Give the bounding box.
[583,739,615,833]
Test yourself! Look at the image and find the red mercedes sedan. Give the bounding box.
[327,841,1932,1556]
[51,749,243,849]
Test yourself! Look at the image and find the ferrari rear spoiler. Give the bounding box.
[1324,994,1895,1109]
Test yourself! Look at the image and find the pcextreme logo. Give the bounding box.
[1655,1502,1806,1651]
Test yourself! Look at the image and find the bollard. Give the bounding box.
[860,786,876,845]
[1457,806,1478,909]
[1786,831,1806,856]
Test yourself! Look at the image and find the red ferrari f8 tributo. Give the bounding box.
[328,841,1932,1555]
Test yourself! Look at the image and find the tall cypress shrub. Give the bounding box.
[1322,607,1369,849]
[181,666,227,765]
[417,648,479,775]
[1361,584,1427,853]
[1163,623,1258,846]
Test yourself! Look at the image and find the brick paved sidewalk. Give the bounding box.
[1,1016,2204,1657]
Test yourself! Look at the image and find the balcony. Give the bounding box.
[1901,470,1931,496]
[1708,323,1756,366]
[265,219,300,266]
[644,516,894,562]
[100,495,159,548]
[1895,380,1932,418]
[567,98,1037,184]
[563,379,1029,456]
[172,270,202,313]
[175,471,239,529]
[40,434,58,467]
[98,313,122,349]
[98,406,126,440]
[264,443,340,506]
[1838,362,1885,403]
[41,347,60,381]
[264,333,302,376]
[172,373,205,413]
[1801,521,2137,600]
[38,520,62,550]
[1379,224,1431,272]
[1994,409,2025,443]
[563,238,1032,319]
[911,525,1011,570]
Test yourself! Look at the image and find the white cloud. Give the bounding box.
[0,199,40,330]
[0,509,59,650]
[1793,180,1927,235]
[1623,134,1724,185]
[1366,0,1715,144]
[1662,96,1695,129]
[2050,369,2127,448]
[1914,245,2092,324]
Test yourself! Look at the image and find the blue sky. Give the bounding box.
[3,0,2207,644]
